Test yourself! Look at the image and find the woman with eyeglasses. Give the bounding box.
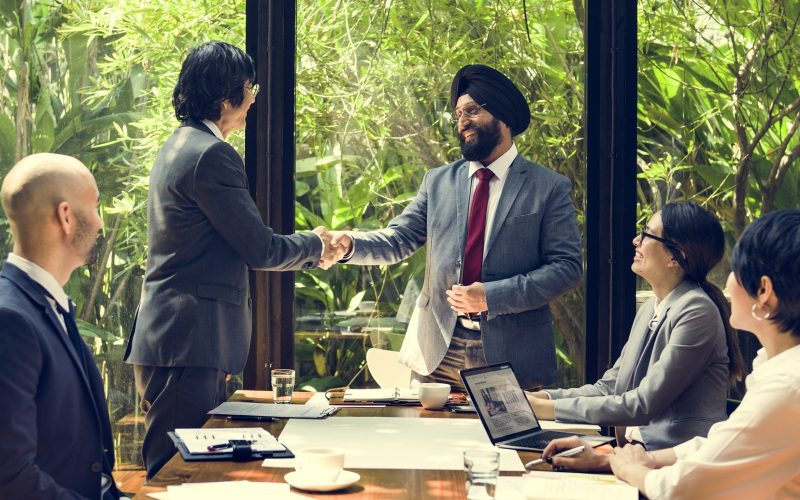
[526,201,744,450]
[541,209,800,499]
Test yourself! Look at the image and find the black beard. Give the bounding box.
[458,117,502,161]
[73,213,100,266]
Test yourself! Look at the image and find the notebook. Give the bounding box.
[460,363,613,451]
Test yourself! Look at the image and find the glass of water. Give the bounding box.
[270,368,295,404]
[463,449,500,499]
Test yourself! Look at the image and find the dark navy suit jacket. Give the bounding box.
[0,262,121,499]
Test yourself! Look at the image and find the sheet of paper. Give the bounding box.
[263,416,524,471]
[208,401,336,419]
[520,471,638,500]
[539,420,601,432]
[154,481,304,500]
[175,428,283,454]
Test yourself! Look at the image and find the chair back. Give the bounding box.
[366,348,412,388]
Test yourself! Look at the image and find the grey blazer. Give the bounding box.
[547,280,730,450]
[125,121,322,373]
[347,154,582,388]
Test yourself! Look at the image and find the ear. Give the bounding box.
[758,275,777,309]
[55,200,74,237]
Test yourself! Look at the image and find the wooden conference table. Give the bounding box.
[135,390,594,499]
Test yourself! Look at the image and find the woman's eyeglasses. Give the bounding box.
[639,226,687,265]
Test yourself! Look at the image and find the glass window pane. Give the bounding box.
[1,0,246,471]
[295,0,586,390]
[637,1,800,387]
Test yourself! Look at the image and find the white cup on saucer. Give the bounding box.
[294,447,345,483]
[418,383,451,410]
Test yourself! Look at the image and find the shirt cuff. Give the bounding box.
[339,233,355,262]
[314,232,325,263]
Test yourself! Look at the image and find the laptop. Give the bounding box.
[460,363,614,451]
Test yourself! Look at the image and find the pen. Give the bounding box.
[524,445,585,468]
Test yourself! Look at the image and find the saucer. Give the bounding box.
[284,470,360,492]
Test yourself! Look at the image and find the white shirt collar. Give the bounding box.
[467,143,518,181]
[201,119,225,141]
[7,253,71,311]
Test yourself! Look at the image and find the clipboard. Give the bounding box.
[168,432,294,462]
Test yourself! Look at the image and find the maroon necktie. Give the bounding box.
[462,168,495,286]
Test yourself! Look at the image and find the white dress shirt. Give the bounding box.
[466,143,517,255]
[644,343,800,499]
[7,253,69,334]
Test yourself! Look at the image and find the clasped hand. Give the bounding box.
[445,282,488,314]
[313,227,352,270]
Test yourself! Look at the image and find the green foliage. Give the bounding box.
[637,0,800,238]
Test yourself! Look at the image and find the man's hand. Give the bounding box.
[313,227,353,269]
[445,282,488,314]
[330,231,353,258]
[525,390,550,400]
[541,436,610,472]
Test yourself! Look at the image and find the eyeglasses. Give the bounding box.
[453,102,488,123]
[245,83,260,97]
[639,226,687,265]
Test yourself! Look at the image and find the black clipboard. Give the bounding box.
[168,432,294,462]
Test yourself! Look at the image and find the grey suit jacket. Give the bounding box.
[347,154,582,388]
[125,120,322,373]
[547,280,730,450]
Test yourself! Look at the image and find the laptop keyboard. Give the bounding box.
[506,430,572,449]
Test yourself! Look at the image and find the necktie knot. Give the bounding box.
[475,168,495,181]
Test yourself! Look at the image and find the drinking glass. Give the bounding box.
[463,449,500,499]
[271,368,295,404]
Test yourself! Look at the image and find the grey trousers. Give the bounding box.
[413,323,487,392]
[134,364,227,479]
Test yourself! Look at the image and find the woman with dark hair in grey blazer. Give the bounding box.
[527,201,744,450]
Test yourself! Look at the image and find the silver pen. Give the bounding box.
[524,445,585,468]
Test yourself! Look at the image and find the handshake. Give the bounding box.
[312,227,353,270]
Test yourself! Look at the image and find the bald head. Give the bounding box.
[2,153,95,241]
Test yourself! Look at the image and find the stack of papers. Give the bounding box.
[343,387,419,403]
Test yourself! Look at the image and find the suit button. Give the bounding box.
[90,462,102,473]
[247,297,253,307]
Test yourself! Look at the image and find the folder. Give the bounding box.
[168,428,294,462]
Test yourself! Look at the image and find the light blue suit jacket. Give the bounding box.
[347,154,582,388]
[547,280,730,450]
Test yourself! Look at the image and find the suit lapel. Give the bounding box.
[0,264,104,426]
[455,161,471,273]
[485,155,529,256]
[616,300,655,393]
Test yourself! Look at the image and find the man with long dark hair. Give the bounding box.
[125,41,336,478]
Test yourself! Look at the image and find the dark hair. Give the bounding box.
[661,201,745,385]
[172,41,255,122]
[731,209,800,338]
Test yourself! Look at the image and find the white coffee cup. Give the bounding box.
[294,447,345,483]
[418,382,451,410]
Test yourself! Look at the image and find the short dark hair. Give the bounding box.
[172,41,255,122]
[661,201,744,384]
[731,209,800,338]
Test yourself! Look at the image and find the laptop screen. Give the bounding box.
[461,363,541,441]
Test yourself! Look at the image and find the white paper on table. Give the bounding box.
[304,392,330,406]
[539,420,601,432]
[174,428,283,454]
[155,481,304,500]
[263,416,524,471]
[520,471,638,500]
[496,476,527,499]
